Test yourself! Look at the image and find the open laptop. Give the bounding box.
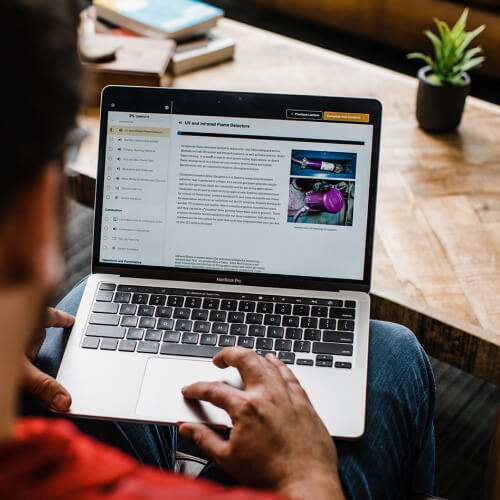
[57,86,381,438]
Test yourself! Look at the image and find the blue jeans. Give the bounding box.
[22,277,435,499]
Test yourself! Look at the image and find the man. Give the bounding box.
[0,1,436,498]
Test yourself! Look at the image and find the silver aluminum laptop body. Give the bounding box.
[57,87,382,438]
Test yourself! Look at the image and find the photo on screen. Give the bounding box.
[287,177,355,226]
[290,150,356,179]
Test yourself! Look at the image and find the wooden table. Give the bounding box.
[71,19,500,384]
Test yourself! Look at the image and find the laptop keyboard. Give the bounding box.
[81,282,356,369]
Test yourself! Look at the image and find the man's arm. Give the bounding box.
[179,347,345,500]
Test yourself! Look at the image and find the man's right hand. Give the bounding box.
[179,348,345,500]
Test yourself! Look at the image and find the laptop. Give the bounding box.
[57,86,381,438]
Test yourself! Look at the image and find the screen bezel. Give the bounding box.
[92,86,382,293]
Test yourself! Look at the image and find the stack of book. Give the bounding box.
[91,0,235,75]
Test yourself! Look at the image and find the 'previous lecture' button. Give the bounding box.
[323,112,370,123]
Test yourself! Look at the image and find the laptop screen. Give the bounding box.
[96,88,380,286]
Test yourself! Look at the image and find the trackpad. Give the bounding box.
[136,357,243,427]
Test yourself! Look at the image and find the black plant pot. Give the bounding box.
[416,65,470,133]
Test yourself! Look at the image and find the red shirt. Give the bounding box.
[0,418,284,500]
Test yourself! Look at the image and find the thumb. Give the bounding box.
[22,359,72,411]
[179,423,228,463]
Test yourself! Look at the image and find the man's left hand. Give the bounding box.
[21,307,74,411]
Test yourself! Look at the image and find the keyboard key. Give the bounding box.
[173,308,191,319]
[163,331,181,343]
[297,359,314,366]
[168,296,185,307]
[99,283,116,291]
[209,310,227,322]
[293,340,311,353]
[121,316,138,327]
[191,309,209,321]
[330,308,356,320]
[256,338,273,350]
[120,304,137,315]
[139,317,156,329]
[138,305,154,317]
[149,295,166,306]
[274,303,292,315]
[275,339,292,351]
[338,320,355,332]
[237,336,255,349]
[160,343,222,358]
[285,328,303,340]
[203,298,220,310]
[212,322,229,334]
[311,306,328,317]
[282,315,300,327]
[145,329,162,342]
[267,326,284,339]
[230,324,247,336]
[335,361,352,369]
[246,313,263,324]
[256,350,276,357]
[200,334,217,346]
[256,302,273,313]
[220,299,237,311]
[157,318,174,330]
[278,352,295,364]
[228,312,244,323]
[218,335,236,347]
[264,314,281,326]
[312,343,353,356]
[249,325,265,337]
[301,317,318,329]
[316,354,333,367]
[185,297,202,308]
[328,299,343,307]
[344,301,356,309]
[82,336,99,349]
[93,302,119,314]
[132,293,149,305]
[193,321,210,333]
[293,305,310,316]
[156,306,173,318]
[323,331,354,344]
[239,301,256,312]
[304,329,321,341]
[118,339,136,352]
[96,291,113,302]
[100,338,118,351]
[114,292,131,303]
[176,320,193,331]
[127,328,144,340]
[319,318,336,330]
[137,341,159,354]
[89,313,120,326]
[181,332,199,344]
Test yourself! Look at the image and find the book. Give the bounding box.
[169,30,235,75]
[82,34,176,104]
[93,0,224,41]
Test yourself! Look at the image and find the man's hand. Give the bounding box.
[179,348,345,500]
[21,307,74,411]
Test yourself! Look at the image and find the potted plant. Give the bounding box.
[407,8,485,133]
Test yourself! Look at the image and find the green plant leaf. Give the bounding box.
[450,8,468,39]
[455,56,485,73]
[424,30,443,71]
[426,73,443,85]
[456,25,485,59]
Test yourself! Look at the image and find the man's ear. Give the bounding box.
[2,163,65,290]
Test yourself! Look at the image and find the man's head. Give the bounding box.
[0,0,83,292]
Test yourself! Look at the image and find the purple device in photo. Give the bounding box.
[305,188,344,213]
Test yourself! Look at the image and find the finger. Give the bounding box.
[21,359,72,411]
[182,381,242,416]
[212,347,265,386]
[267,354,310,402]
[45,308,75,328]
[178,423,228,463]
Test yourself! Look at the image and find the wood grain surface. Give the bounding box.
[71,19,500,383]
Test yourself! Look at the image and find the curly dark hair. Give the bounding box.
[0,0,84,217]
